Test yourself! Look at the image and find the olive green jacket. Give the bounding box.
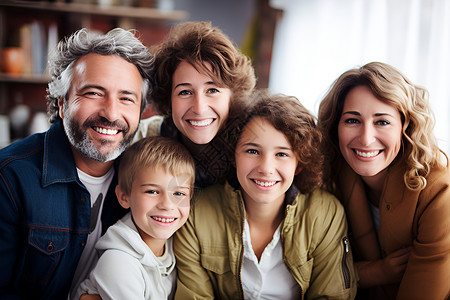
[174,182,357,299]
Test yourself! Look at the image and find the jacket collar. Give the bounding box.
[41,120,80,187]
[338,162,381,261]
[41,120,122,188]
[336,160,408,261]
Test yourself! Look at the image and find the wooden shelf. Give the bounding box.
[0,73,51,84]
[0,0,188,21]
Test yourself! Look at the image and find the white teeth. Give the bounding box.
[94,127,119,135]
[152,216,175,223]
[189,119,213,127]
[356,150,379,158]
[254,179,277,187]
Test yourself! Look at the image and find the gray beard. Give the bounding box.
[63,116,136,163]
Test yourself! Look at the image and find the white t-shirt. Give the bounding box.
[68,167,114,300]
[241,219,301,300]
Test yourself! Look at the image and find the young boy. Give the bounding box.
[78,136,195,299]
[173,90,358,299]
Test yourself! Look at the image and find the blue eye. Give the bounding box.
[146,190,158,195]
[178,90,192,96]
[207,88,219,94]
[173,191,186,196]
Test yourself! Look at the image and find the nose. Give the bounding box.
[157,192,175,210]
[358,123,376,146]
[257,154,275,175]
[191,93,208,115]
[100,95,119,121]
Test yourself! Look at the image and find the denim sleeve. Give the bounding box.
[0,171,22,299]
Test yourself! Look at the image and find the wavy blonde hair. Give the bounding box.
[318,62,446,191]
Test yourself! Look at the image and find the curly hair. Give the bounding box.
[46,28,155,123]
[231,90,323,194]
[318,61,445,191]
[150,21,256,116]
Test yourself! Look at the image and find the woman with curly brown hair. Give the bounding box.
[173,90,357,299]
[318,62,450,299]
[135,21,256,189]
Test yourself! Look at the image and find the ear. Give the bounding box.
[115,185,131,209]
[58,97,64,119]
[295,164,302,175]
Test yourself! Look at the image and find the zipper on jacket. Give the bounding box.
[237,195,246,300]
[341,237,351,289]
[282,205,303,299]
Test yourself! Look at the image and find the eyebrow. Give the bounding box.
[140,183,161,188]
[342,111,395,118]
[176,185,191,190]
[79,85,138,99]
[241,142,292,151]
[140,183,191,189]
[78,84,105,93]
[173,81,217,89]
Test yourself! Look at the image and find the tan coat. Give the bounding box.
[336,161,450,300]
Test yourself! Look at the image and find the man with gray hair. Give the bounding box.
[0,28,154,299]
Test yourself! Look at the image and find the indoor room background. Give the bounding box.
[1,0,449,156]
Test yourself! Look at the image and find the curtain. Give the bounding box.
[269,0,450,154]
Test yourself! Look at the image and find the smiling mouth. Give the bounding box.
[355,150,381,158]
[252,179,278,187]
[151,216,176,223]
[93,126,120,135]
[188,119,214,127]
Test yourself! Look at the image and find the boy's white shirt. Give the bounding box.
[77,212,176,300]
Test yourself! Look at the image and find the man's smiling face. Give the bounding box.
[60,53,143,163]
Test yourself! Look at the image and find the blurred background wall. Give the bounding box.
[1,0,449,155]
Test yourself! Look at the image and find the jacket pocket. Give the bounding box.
[201,253,231,275]
[201,253,239,299]
[21,227,69,296]
[287,257,313,291]
[28,227,69,254]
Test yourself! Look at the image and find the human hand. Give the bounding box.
[356,247,411,287]
[80,294,102,300]
[379,247,411,283]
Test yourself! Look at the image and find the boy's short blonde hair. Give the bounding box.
[117,137,195,195]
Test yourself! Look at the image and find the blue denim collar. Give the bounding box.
[41,119,79,187]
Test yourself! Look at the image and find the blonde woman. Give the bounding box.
[318,62,450,299]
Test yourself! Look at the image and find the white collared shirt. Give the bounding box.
[241,219,301,300]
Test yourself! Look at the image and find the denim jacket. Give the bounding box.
[0,120,127,299]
